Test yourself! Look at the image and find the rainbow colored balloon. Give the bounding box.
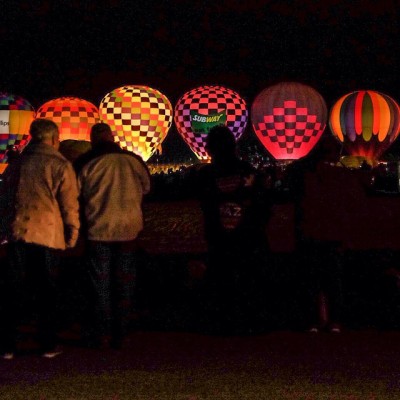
[174,85,248,161]
[0,93,35,163]
[36,97,100,142]
[99,85,173,162]
[251,82,328,160]
[329,90,400,160]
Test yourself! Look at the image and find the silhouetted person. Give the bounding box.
[286,136,344,333]
[197,125,272,333]
[75,122,151,349]
[0,119,80,359]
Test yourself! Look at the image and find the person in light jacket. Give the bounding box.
[0,118,80,359]
[76,122,151,349]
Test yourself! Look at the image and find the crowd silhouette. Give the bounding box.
[1,121,400,360]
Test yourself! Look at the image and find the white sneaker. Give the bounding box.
[2,352,14,360]
[41,347,63,359]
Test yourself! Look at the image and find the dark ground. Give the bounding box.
[1,199,400,398]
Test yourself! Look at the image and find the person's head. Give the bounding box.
[90,123,114,146]
[205,125,236,161]
[29,119,60,150]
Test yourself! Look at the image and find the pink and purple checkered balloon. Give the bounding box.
[174,85,248,161]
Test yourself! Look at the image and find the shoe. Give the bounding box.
[41,346,63,359]
[1,352,14,360]
[308,326,319,333]
[329,323,342,334]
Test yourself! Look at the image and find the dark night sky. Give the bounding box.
[1,0,399,159]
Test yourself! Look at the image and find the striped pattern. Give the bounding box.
[329,91,400,160]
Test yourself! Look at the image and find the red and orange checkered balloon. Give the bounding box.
[36,97,100,142]
[174,85,248,161]
[251,82,327,160]
[0,93,35,163]
[99,85,173,162]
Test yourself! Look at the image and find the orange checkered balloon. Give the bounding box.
[99,85,173,161]
[36,97,100,142]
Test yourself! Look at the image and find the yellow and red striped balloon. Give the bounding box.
[329,90,400,161]
[36,97,100,142]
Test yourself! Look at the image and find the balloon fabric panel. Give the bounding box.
[99,86,173,162]
[251,82,327,160]
[174,85,248,161]
[329,90,400,160]
[0,93,35,163]
[36,97,100,142]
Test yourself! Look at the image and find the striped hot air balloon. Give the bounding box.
[36,97,100,142]
[251,82,328,161]
[329,90,400,161]
[0,93,35,164]
[174,85,248,161]
[99,85,173,162]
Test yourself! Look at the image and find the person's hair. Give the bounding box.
[90,122,114,145]
[29,119,59,142]
[206,125,236,158]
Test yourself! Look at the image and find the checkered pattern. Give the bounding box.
[36,97,100,142]
[251,83,327,160]
[0,93,35,163]
[174,86,248,161]
[254,100,325,157]
[99,86,173,162]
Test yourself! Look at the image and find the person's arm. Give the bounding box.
[57,162,80,248]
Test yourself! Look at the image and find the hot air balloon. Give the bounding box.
[0,93,35,164]
[99,85,173,162]
[174,85,248,161]
[329,90,400,162]
[251,82,328,161]
[36,97,100,142]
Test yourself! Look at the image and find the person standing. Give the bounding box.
[75,122,151,349]
[196,125,272,333]
[0,118,80,359]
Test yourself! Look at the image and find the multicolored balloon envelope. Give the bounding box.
[36,97,100,142]
[251,82,328,160]
[174,85,248,161]
[99,85,173,162]
[329,90,400,161]
[0,93,35,163]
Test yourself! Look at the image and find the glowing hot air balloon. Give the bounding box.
[329,90,400,161]
[251,82,328,161]
[36,97,100,142]
[174,85,248,161]
[99,85,173,162]
[0,93,35,164]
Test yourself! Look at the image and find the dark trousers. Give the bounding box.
[0,242,60,353]
[301,240,344,327]
[204,236,269,331]
[83,241,136,341]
